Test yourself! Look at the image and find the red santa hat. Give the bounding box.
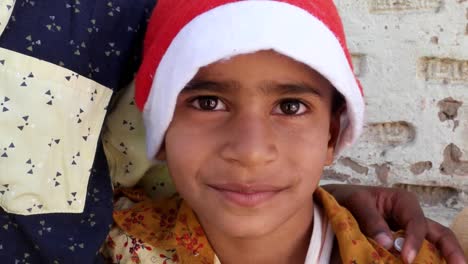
[135,0,365,160]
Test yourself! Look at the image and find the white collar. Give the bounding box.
[213,202,335,264]
[304,202,334,264]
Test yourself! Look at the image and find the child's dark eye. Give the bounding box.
[273,99,308,115]
[190,96,226,111]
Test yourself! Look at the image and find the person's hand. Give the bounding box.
[323,184,466,264]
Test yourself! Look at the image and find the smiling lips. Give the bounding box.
[208,183,285,207]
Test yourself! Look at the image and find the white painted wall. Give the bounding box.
[329,0,468,226]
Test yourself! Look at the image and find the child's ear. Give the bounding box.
[326,105,344,165]
[155,144,167,161]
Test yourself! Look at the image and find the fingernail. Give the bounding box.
[393,237,404,252]
[375,233,393,249]
[406,249,416,264]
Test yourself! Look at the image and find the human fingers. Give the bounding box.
[383,190,426,264]
[426,218,466,264]
[341,188,394,249]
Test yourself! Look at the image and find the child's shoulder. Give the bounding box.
[102,188,215,263]
[316,187,446,264]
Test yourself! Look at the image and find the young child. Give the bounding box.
[101,0,446,263]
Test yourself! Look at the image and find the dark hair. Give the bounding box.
[332,90,345,114]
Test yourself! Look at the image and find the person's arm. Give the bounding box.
[323,184,466,264]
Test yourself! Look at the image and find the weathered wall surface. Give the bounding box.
[328,0,468,226]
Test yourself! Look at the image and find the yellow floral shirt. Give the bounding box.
[101,187,445,264]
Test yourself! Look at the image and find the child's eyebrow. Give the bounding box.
[261,82,323,98]
[182,80,238,94]
[182,79,323,98]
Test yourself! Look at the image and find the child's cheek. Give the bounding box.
[164,115,219,175]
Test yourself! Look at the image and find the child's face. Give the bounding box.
[158,50,340,239]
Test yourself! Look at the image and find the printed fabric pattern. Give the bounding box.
[102,187,446,264]
[0,0,156,262]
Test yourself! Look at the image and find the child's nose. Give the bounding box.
[219,114,278,167]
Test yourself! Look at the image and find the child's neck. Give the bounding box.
[200,203,314,264]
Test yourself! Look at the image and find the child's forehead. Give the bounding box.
[183,78,330,99]
[186,50,335,95]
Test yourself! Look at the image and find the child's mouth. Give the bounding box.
[207,183,284,207]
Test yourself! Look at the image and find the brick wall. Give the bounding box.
[328,0,468,226]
